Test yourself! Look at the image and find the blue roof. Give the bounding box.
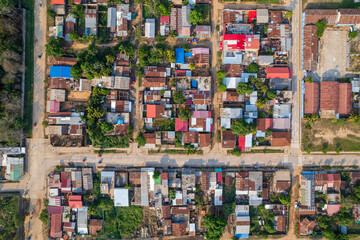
[302,171,314,175]
[184,52,192,57]
[176,48,185,64]
[117,119,124,125]
[235,234,249,239]
[215,168,222,173]
[50,66,72,78]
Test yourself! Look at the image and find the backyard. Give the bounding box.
[302,119,360,152]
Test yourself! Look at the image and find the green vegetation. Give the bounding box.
[316,20,327,38]
[250,206,276,235]
[178,108,192,121]
[39,208,48,223]
[173,90,185,104]
[189,4,209,25]
[285,10,293,19]
[349,31,358,39]
[71,43,117,80]
[169,189,175,200]
[136,134,146,147]
[202,213,228,240]
[305,77,313,83]
[138,44,174,67]
[216,70,227,92]
[85,87,130,148]
[45,37,64,57]
[232,147,242,156]
[246,62,259,73]
[278,193,291,205]
[153,170,161,180]
[154,119,175,131]
[0,2,27,145]
[231,119,256,136]
[158,1,172,16]
[0,196,23,239]
[236,82,253,95]
[89,197,143,238]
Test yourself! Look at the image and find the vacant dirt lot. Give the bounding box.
[318,28,348,79]
[302,119,360,152]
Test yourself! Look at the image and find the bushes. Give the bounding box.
[173,90,185,104]
[236,82,253,95]
[135,134,146,147]
[316,20,327,38]
[178,108,192,121]
[231,119,256,136]
[246,62,259,73]
[45,37,64,57]
[39,209,49,223]
[349,31,358,39]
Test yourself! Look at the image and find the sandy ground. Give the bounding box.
[318,28,348,79]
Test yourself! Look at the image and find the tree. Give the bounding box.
[236,82,253,95]
[135,134,146,147]
[349,31,358,39]
[189,62,195,70]
[182,0,188,4]
[166,49,175,63]
[279,193,291,205]
[69,32,80,42]
[189,8,204,25]
[218,83,227,92]
[231,119,256,136]
[202,213,227,240]
[216,70,226,80]
[45,37,64,57]
[223,202,235,216]
[232,147,241,156]
[169,30,178,38]
[316,20,327,38]
[266,90,277,100]
[47,8,56,18]
[153,170,161,180]
[178,108,192,121]
[246,62,259,73]
[285,10,293,19]
[39,209,49,223]
[173,91,185,104]
[158,2,172,16]
[305,77,313,83]
[70,64,82,80]
[169,189,176,200]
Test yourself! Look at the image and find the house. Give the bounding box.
[50,213,62,238]
[314,173,327,193]
[145,66,168,77]
[181,5,191,38]
[199,133,211,147]
[304,82,320,114]
[301,172,314,208]
[327,204,341,216]
[64,15,76,41]
[111,100,132,113]
[299,218,316,236]
[142,77,167,90]
[160,16,170,36]
[85,5,98,36]
[320,81,352,118]
[274,215,286,232]
[303,25,318,71]
[235,205,250,239]
[273,118,291,130]
[222,91,243,102]
[100,171,115,197]
[267,24,290,39]
[215,187,223,206]
[183,132,199,145]
[170,8,182,34]
[257,118,273,132]
[270,11,282,23]
[5,157,24,181]
[114,188,129,207]
[50,66,72,78]
[304,9,338,25]
[258,55,274,65]
[146,105,170,118]
[195,25,211,38]
[327,173,341,188]
[221,34,260,51]
[222,130,237,148]
[61,171,72,192]
[274,170,291,194]
[172,222,187,236]
[69,195,83,209]
[266,67,292,79]
[107,7,117,33]
[143,133,156,148]
[271,131,291,146]
[145,19,155,38]
[256,9,269,23]
[77,207,89,234]
[51,0,65,15]
[82,168,93,192]
[116,4,131,37]
[191,48,210,66]
[89,219,103,235]
[71,170,83,193]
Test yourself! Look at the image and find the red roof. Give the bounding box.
[51,0,65,4]
[217,172,222,182]
[327,204,341,216]
[175,118,188,132]
[257,118,273,132]
[266,67,292,79]
[50,214,62,238]
[69,195,83,209]
[50,100,60,113]
[304,82,320,114]
[238,136,245,151]
[48,206,63,215]
[338,83,352,114]
[147,104,165,118]
[249,11,257,23]
[74,0,81,3]
[223,34,259,50]
[161,16,170,23]
[321,81,339,112]
[161,172,168,180]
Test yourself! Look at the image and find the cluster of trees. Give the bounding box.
[70,43,117,80]
[316,20,327,38]
[216,70,227,92]
[231,119,256,136]
[173,90,185,104]
[139,0,172,18]
[0,2,25,146]
[250,205,276,235]
[153,118,175,131]
[85,87,130,148]
[236,76,277,109]
[189,4,209,25]
[89,197,143,238]
[0,196,23,239]
[138,44,175,68]
[318,207,353,240]
[178,108,192,121]
[202,213,228,240]
[45,37,64,57]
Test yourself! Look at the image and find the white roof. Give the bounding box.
[145,19,155,38]
[245,134,253,148]
[352,80,360,92]
[236,225,250,234]
[240,73,257,83]
[250,91,258,105]
[189,223,196,233]
[221,118,231,129]
[220,108,243,118]
[235,205,249,216]
[223,77,241,89]
[77,207,88,234]
[49,188,59,197]
[256,9,269,23]
[223,52,243,65]
[273,118,291,129]
[215,188,223,206]
[273,104,292,118]
[107,7,117,28]
[114,188,129,207]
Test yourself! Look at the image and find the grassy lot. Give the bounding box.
[302,119,360,152]
[0,196,23,239]
[23,0,34,137]
[305,0,358,9]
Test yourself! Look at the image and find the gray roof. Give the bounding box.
[141,172,149,206]
[145,19,155,38]
[258,55,274,64]
[182,5,191,27]
[107,7,117,28]
[77,207,88,234]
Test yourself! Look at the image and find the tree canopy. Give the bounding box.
[173,90,185,104]
[236,82,253,95]
[45,37,64,57]
[202,213,227,240]
[246,62,259,73]
[231,119,256,136]
[178,108,192,121]
[316,20,327,38]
